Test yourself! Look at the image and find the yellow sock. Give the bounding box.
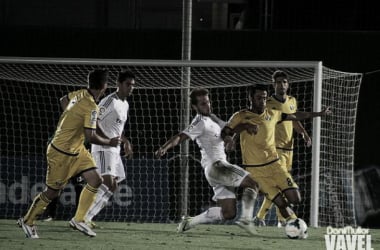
[256,196,273,220]
[74,184,98,222]
[285,212,298,221]
[24,193,51,225]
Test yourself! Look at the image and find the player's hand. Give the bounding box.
[320,106,332,116]
[302,133,312,147]
[109,136,122,147]
[155,147,167,158]
[123,140,133,159]
[224,136,236,152]
[245,123,258,135]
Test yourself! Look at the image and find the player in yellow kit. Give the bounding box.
[222,84,330,223]
[18,69,122,238]
[254,70,312,227]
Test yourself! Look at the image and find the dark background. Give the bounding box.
[0,0,379,226]
[0,0,379,168]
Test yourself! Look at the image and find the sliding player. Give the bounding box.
[155,88,259,236]
[18,69,121,238]
[85,70,134,227]
[254,70,311,227]
[222,84,331,226]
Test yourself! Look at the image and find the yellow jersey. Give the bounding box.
[227,108,284,166]
[51,89,98,155]
[267,95,297,150]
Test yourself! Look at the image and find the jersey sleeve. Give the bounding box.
[84,104,98,129]
[182,118,204,141]
[226,111,242,129]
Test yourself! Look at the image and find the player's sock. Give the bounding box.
[256,196,273,220]
[240,187,257,221]
[283,205,298,221]
[86,185,113,222]
[85,184,107,221]
[74,183,98,222]
[189,207,223,228]
[24,192,51,225]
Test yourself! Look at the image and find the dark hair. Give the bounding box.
[190,88,209,105]
[248,84,268,98]
[88,69,109,90]
[117,70,135,83]
[272,70,289,82]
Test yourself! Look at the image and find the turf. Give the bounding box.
[1,219,379,250]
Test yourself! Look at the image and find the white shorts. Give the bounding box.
[204,160,249,201]
[92,151,126,183]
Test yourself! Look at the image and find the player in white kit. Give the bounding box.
[155,88,259,235]
[85,70,135,225]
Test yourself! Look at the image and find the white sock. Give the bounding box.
[240,188,257,221]
[189,207,223,228]
[86,184,112,221]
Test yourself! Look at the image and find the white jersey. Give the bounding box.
[92,92,129,153]
[182,114,227,168]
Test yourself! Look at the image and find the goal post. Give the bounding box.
[0,57,362,227]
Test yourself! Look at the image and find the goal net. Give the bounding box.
[0,58,362,227]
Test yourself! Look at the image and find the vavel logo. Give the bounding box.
[325,226,373,250]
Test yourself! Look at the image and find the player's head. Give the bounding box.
[248,84,268,113]
[117,70,135,98]
[272,70,289,96]
[190,88,211,115]
[88,69,109,96]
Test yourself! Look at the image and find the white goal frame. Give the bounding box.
[0,57,355,227]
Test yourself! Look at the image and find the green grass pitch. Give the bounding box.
[1,219,379,250]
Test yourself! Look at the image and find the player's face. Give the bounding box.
[251,90,267,113]
[195,95,211,115]
[273,76,289,96]
[118,78,135,98]
[96,82,108,101]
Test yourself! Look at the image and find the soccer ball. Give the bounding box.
[285,218,308,239]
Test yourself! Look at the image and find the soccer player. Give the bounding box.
[18,69,122,238]
[155,88,259,236]
[222,84,331,225]
[254,70,311,227]
[85,70,135,226]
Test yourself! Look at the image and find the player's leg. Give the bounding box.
[18,187,60,239]
[86,174,115,223]
[254,196,272,226]
[276,150,295,226]
[73,168,102,223]
[177,186,233,233]
[272,193,297,221]
[210,160,258,223]
[18,145,71,238]
[86,151,124,223]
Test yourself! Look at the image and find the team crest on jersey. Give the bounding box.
[289,104,295,111]
[99,107,106,116]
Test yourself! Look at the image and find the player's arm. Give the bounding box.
[284,107,332,121]
[59,95,69,111]
[84,128,121,147]
[155,133,190,158]
[293,121,312,147]
[121,133,133,159]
